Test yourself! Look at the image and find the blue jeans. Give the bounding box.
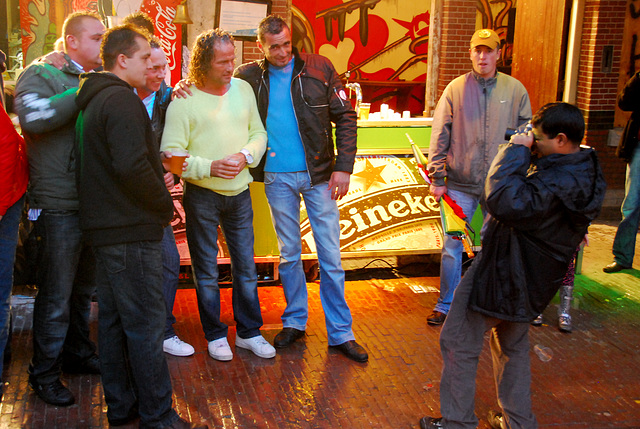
[94,241,178,428]
[0,195,25,381]
[612,144,640,267]
[264,172,354,346]
[161,225,181,339]
[183,184,262,341]
[435,189,484,315]
[30,209,96,384]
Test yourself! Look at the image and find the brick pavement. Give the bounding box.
[0,220,639,428]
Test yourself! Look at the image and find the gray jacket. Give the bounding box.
[427,71,531,197]
[15,55,84,210]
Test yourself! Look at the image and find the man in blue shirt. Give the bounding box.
[235,15,368,363]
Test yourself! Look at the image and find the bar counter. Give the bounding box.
[171,118,478,277]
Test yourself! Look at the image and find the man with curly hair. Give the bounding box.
[161,29,273,362]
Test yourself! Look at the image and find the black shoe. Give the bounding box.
[274,328,305,348]
[487,410,505,429]
[62,354,100,375]
[603,262,631,273]
[427,311,447,326]
[29,377,75,406]
[109,413,139,426]
[419,416,444,429]
[530,314,543,326]
[108,404,139,426]
[164,417,209,428]
[330,340,368,362]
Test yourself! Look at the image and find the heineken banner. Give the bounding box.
[170,154,443,263]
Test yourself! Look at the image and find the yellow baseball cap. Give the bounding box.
[470,29,500,50]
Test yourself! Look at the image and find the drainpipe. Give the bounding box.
[425,0,442,117]
[563,0,585,104]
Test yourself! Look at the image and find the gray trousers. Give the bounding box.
[438,257,538,429]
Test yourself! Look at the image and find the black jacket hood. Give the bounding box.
[532,147,606,224]
[76,72,132,110]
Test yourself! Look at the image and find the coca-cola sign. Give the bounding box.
[139,0,183,85]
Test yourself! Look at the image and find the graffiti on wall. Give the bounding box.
[476,0,514,69]
[19,0,105,64]
[18,0,181,84]
[71,0,100,13]
[20,0,59,64]
[291,0,429,115]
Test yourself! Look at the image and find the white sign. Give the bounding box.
[219,0,268,37]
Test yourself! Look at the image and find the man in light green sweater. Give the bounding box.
[161,29,272,361]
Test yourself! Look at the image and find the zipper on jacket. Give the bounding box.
[291,67,315,186]
[333,87,346,107]
[482,82,488,179]
[258,69,270,110]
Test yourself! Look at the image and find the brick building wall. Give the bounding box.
[437,0,477,95]
[577,0,627,192]
[240,0,290,63]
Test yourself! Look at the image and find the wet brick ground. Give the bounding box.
[0,218,639,428]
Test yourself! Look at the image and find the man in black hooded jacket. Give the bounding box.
[420,102,606,429]
[75,25,206,429]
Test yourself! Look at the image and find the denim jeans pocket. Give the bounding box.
[264,171,276,185]
[97,244,127,273]
[43,209,78,217]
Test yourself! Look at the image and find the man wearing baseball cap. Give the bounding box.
[424,29,532,328]
[420,28,531,429]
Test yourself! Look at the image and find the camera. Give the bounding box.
[504,122,532,141]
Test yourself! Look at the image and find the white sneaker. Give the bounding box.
[163,336,195,357]
[208,337,233,361]
[235,334,276,359]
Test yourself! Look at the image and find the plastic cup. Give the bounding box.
[359,103,371,120]
[168,150,188,176]
[533,344,553,362]
[387,109,395,120]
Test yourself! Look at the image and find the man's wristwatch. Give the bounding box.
[240,149,253,164]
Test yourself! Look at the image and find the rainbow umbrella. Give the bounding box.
[407,133,475,258]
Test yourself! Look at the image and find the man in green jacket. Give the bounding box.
[14,12,105,407]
